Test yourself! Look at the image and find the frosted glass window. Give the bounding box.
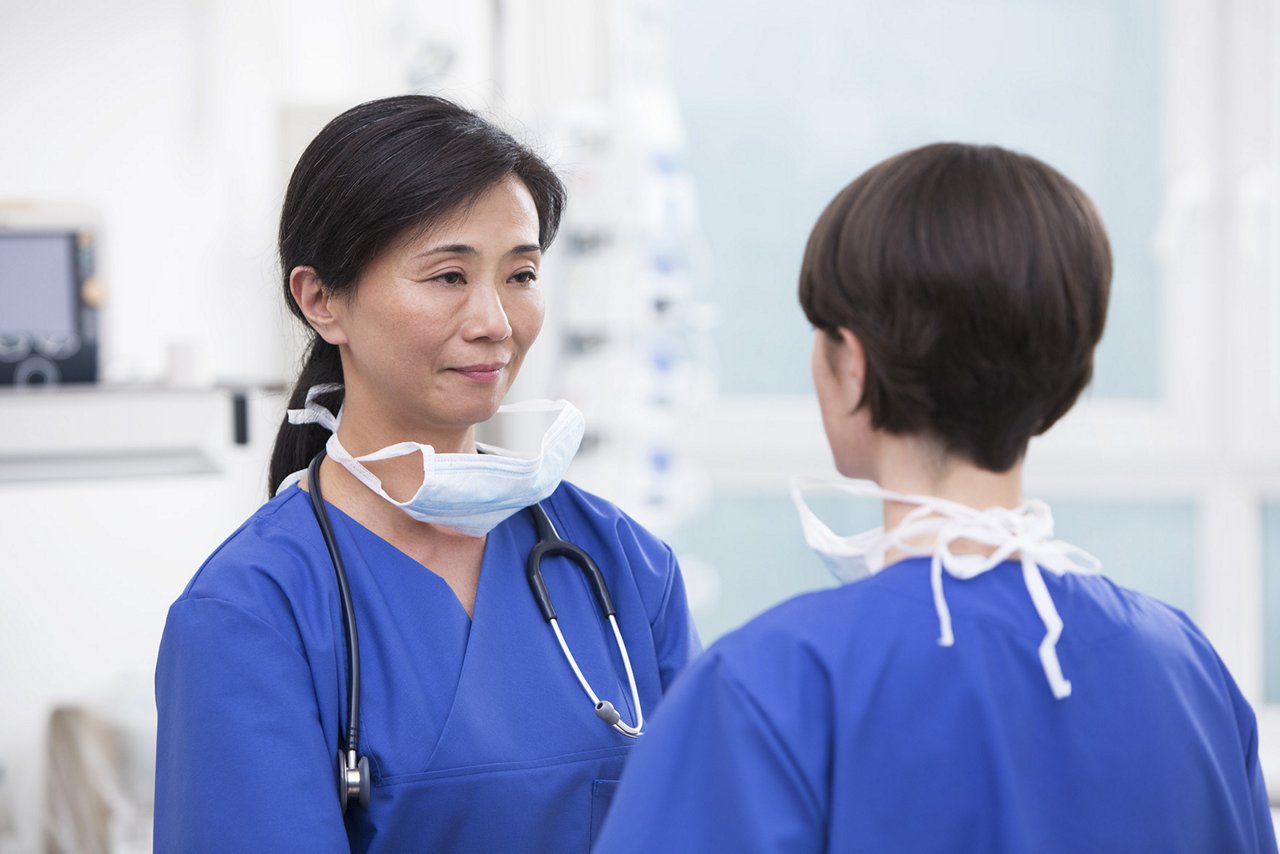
[668,491,1194,643]
[673,0,1162,399]
[667,492,875,642]
[1263,502,1280,702]
[1043,497,1197,615]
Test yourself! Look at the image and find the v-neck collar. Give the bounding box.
[315,489,489,624]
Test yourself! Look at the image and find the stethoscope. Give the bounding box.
[304,451,645,813]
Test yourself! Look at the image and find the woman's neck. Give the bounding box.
[311,401,484,547]
[338,384,478,453]
[333,390,477,501]
[307,416,489,618]
[872,435,1023,550]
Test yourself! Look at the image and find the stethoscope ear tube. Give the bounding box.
[527,502,641,737]
[526,504,617,618]
[526,540,559,622]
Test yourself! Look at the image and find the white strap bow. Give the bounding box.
[885,499,1100,699]
[286,383,343,432]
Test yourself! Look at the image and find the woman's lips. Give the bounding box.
[451,363,505,382]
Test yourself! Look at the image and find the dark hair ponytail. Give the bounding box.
[267,338,344,495]
[267,95,566,494]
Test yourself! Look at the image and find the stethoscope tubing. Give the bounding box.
[527,505,644,738]
[307,451,362,758]
[305,448,646,810]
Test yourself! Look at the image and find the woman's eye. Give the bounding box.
[512,270,539,285]
[432,271,466,285]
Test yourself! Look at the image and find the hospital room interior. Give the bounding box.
[1,0,1278,849]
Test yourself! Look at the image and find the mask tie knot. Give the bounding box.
[790,477,1101,699]
[927,500,1098,699]
[286,382,343,432]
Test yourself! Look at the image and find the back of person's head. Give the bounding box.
[268,94,567,494]
[798,143,1112,472]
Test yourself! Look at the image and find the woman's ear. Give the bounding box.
[289,266,347,346]
[835,326,866,403]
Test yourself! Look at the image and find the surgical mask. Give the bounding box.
[282,383,585,538]
[791,475,1101,700]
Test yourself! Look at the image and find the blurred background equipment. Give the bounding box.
[44,705,153,854]
[0,209,102,387]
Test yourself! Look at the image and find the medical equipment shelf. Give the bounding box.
[0,384,281,483]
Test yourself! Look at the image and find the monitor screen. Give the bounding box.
[0,232,77,337]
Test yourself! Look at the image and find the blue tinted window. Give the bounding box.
[1044,497,1197,615]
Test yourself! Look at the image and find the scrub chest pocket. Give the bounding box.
[591,778,621,847]
[345,751,630,852]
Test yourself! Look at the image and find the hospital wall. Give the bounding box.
[2,0,1280,851]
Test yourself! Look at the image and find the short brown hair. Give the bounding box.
[799,143,1111,472]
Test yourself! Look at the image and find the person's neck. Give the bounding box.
[322,394,477,521]
[871,435,1022,560]
[338,385,477,455]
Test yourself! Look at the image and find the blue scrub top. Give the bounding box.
[596,558,1277,853]
[154,481,700,853]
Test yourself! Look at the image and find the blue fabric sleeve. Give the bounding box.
[1181,612,1279,853]
[593,651,822,853]
[1243,717,1278,852]
[650,544,703,692]
[1224,668,1279,852]
[154,597,350,853]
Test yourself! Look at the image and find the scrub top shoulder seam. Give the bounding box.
[180,486,310,589]
[855,563,1158,651]
[166,593,312,670]
[645,539,680,631]
[548,481,679,628]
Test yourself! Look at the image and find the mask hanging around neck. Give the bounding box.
[281,383,586,538]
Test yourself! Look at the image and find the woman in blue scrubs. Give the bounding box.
[154,95,700,852]
[595,144,1277,852]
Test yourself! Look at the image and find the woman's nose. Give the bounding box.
[463,281,513,341]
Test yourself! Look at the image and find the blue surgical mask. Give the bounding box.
[283,384,585,538]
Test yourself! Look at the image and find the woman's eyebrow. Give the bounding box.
[413,243,476,259]
[411,243,541,259]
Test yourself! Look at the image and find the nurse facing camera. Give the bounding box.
[596,143,1276,852]
[153,95,700,852]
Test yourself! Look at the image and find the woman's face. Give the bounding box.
[329,176,545,443]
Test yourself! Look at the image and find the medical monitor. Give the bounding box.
[0,227,100,385]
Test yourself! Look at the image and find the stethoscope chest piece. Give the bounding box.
[339,749,371,812]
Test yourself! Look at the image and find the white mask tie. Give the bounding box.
[286,382,343,432]
[792,477,1101,699]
